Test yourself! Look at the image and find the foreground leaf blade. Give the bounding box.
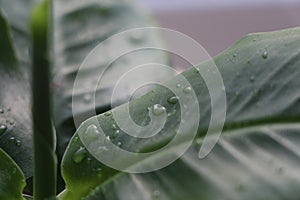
[78,124,300,200]
[61,27,300,199]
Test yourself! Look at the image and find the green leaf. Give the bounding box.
[0,7,33,179]
[52,0,173,160]
[0,148,26,200]
[61,27,300,199]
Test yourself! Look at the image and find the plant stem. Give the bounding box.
[31,0,57,199]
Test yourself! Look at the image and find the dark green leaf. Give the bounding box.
[0,7,33,178]
[61,27,300,199]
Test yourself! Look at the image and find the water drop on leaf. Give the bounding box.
[129,31,144,44]
[167,109,177,117]
[15,140,22,147]
[152,104,166,116]
[0,124,7,135]
[9,136,15,142]
[111,124,117,130]
[8,119,14,125]
[262,51,268,59]
[111,130,120,138]
[0,108,4,114]
[167,96,178,104]
[72,147,87,164]
[183,86,192,94]
[85,125,100,142]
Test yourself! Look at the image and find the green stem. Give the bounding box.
[31,0,57,199]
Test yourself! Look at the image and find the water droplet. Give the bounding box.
[96,146,109,155]
[9,136,15,142]
[111,124,117,130]
[129,31,144,44]
[176,83,181,88]
[253,89,262,97]
[167,109,177,117]
[104,111,111,116]
[183,86,192,94]
[252,38,257,42]
[106,135,111,141]
[111,130,120,139]
[0,124,7,135]
[233,53,237,57]
[8,119,14,125]
[83,93,92,103]
[0,108,4,114]
[95,167,102,172]
[93,167,102,178]
[15,140,22,147]
[152,104,166,116]
[117,142,122,146]
[167,96,178,104]
[262,51,268,59]
[85,125,100,142]
[74,136,79,142]
[72,147,87,164]
[193,66,200,73]
[249,76,255,82]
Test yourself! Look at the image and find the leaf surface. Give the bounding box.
[61,27,300,199]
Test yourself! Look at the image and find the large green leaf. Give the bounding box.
[0,7,34,179]
[52,0,173,161]
[60,27,300,199]
[0,148,26,200]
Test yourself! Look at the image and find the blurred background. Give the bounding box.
[139,0,300,58]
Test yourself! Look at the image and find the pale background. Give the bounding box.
[139,0,300,69]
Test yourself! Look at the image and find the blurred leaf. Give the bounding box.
[52,0,173,161]
[0,6,34,179]
[61,27,300,199]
